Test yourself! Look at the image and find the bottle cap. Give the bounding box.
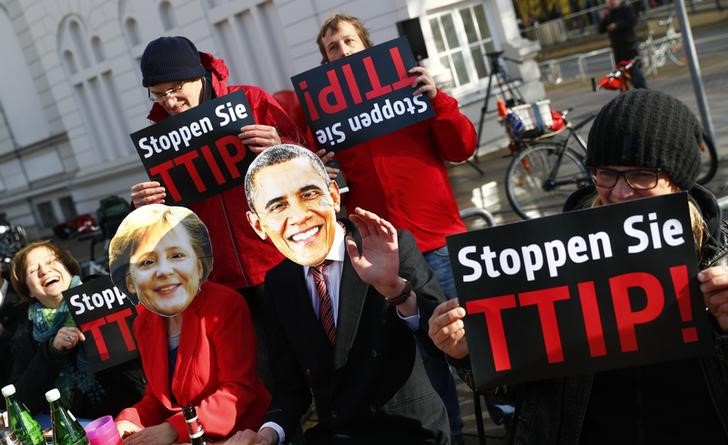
[1,384,16,397]
[45,388,61,402]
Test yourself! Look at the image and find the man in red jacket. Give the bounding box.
[129,36,308,389]
[315,14,477,443]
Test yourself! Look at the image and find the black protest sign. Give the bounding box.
[446,193,712,390]
[63,276,139,372]
[129,91,255,206]
[291,37,435,151]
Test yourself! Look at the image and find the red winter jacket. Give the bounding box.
[335,91,476,252]
[146,52,309,289]
[115,282,270,440]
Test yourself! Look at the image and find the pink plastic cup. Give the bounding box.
[84,416,121,445]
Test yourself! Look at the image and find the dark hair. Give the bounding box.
[316,14,373,64]
[11,241,81,303]
[244,144,329,212]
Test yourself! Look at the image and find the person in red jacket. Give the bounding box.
[110,205,270,444]
[314,14,478,443]
[129,36,309,389]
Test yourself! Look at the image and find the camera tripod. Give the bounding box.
[472,51,525,167]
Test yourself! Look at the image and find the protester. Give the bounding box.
[110,204,269,444]
[129,36,309,389]
[312,14,480,439]
[229,144,449,444]
[599,0,647,88]
[6,241,145,417]
[429,89,728,444]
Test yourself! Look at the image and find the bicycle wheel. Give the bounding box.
[696,131,719,185]
[506,143,590,220]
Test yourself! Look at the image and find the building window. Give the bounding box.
[59,196,78,222]
[426,2,494,93]
[36,202,57,227]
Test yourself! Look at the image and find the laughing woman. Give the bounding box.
[7,241,145,417]
[110,204,269,445]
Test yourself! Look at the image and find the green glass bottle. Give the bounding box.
[44,389,89,445]
[1,384,44,445]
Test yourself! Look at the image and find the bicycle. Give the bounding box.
[505,110,595,220]
[642,14,685,75]
[593,59,719,185]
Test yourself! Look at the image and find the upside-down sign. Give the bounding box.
[446,192,712,390]
[129,91,255,206]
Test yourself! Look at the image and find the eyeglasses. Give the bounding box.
[591,168,661,190]
[148,81,189,103]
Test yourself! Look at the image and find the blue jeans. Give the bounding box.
[423,246,457,298]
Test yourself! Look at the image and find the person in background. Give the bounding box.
[309,14,481,441]
[111,205,270,445]
[429,89,728,444]
[230,144,449,444]
[599,0,647,89]
[6,241,145,417]
[129,36,309,390]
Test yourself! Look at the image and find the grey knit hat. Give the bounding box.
[140,36,206,87]
[586,89,702,190]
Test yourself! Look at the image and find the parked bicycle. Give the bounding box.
[642,14,685,75]
[505,109,594,220]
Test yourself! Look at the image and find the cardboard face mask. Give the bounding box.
[108,204,213,317]
[246,148,341,267]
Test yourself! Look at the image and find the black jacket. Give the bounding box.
[509,186,728,445]
[7,315,146,418]
[598,2,639,61]
[263,224,449,444]
[0,282,26,387]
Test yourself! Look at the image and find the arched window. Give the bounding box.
[91,36,105,63]
[59,15,130,163]
[159,1,176,31]
[125,17,141,47]
[204,0,290,92]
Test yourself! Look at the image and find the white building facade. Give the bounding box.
[0,0,542,236]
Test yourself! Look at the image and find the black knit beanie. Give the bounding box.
[141,36,206,87]
[586,89,702,190]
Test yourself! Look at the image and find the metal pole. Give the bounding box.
[673,0,716,146]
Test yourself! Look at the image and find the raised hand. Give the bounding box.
[344,207,402,297]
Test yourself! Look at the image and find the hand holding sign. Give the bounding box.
[130,181,166,207]
[698,266,728,332]
[409,66,437,99]
[428,298,469,359]
[51,326,86,352]
[239,124,281,153]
